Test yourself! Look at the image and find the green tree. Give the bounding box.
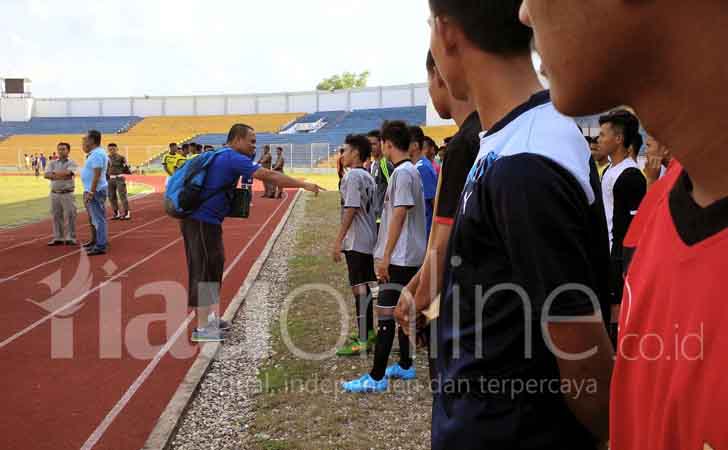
[316,70,371,91]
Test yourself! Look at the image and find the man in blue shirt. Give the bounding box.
[409,126,438,240]
[81,130,109,256]
[184,123,323,343]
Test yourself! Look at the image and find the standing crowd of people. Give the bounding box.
[324,1,726,449]
[44,130,133,253]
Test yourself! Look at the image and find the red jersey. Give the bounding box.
[611,167,728,450]
[623,159,682,249]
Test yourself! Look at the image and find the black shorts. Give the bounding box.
[344,251,376,287]
[181,218,225,308]
[378,265,420,308]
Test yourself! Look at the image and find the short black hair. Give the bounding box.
[408,126,425,149]
[429,0,532,55]
[58,142,70,151]
[169,142,177,148]
[227,123,254,144]
[381,120,411,151]
[87,130,102,146]
[367,129,381,140]
[443,136,453,145]
[423,136,437,150]
[631,133,644,154]
[204,145,214,151]
[599,110,639,150]
[181,143,190,150]
[196,144,203,152]
[426,50,436,74]
[345,134,372,162]
[108,143,118,148]
[277,146,283,152]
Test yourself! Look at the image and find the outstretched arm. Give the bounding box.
[253,168,323,195]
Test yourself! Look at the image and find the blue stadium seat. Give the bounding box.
[188,106,427,167]
[0,116,142,137]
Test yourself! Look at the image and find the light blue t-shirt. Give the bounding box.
[81,147,109,192]
[415,156,438,239]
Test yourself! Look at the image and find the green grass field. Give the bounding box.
[0,176,153,229]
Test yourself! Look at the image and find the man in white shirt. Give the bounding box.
[598,110,646,328]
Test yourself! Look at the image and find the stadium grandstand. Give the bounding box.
[0,83,458,170]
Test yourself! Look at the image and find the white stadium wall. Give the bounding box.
[164,97,195,116]
[69,99,102,117]
[34,99,67,117]
[21,83,444,122]
[102,98,133,116]
[227,96,257,115]
[0,97,34,122]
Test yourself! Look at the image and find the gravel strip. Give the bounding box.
[170,196,306,450]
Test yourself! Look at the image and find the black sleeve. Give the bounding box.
[435,135,479,222]
[487,154,601,317]
[611,168,646,259]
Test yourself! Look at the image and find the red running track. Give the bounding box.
[0,176,294,450]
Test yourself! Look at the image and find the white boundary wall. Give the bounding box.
[29,83,432,119]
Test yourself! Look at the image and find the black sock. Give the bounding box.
[365,285,374,336]
[370,321,395,381]
[398,327,412,370]
[354,287,374,341]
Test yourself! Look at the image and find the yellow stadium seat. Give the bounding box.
[0,113,304,167]
[423,125,459,146]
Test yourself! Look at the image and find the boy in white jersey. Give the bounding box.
[333,134,378,356]
[342,121,427,393]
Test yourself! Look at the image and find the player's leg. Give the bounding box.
[338,252,375,356]
[108,178,120,219]
[48,193,64,246]
[62,193,77,244]
[119,177,130,219]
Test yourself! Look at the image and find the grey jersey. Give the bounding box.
[374,160,427,267]
[340,168,378,254]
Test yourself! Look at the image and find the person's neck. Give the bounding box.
[630,6,728,207]
[450,98,477,128]
[389,151,410,165]
[595,156,609,166]
[609,149,629,167]
[463,51,543,131]
[410,149,424,161]
[350,162,364,169]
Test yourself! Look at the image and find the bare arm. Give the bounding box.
[548,322,614,442]
[375,206,408,282]
[332,208,357,262]
[253,168,322,194]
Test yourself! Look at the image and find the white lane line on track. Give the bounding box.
[0,238,182,350]
[79,312,195,450]
[0,215,170,284]
[0,202,158,254]
[80,192,290,450]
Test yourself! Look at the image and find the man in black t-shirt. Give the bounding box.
[394,50,479,381]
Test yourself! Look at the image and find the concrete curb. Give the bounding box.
[141,189,302,450]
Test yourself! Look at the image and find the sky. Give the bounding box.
[1,0,431,98]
